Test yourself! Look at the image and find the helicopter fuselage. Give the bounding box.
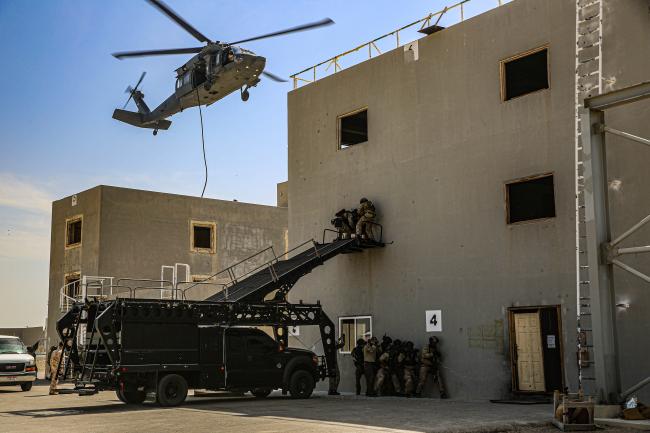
[117,46,266,130]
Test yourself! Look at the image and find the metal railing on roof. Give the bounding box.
[289,0,510,89]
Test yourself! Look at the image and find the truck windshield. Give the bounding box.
[0,338,27,354]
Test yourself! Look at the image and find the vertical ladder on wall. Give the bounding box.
[574,0,602,396]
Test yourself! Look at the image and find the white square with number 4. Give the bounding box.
[426,310,442,332]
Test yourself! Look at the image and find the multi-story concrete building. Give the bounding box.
[287,0,650,400]
[46,185,288,345]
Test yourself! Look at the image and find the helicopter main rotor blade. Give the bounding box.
[146,0,211,43]
[229,18,334,45]
[262,70,288,83]
[112,47,203,59]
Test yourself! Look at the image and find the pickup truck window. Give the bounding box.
[247,335,276,354]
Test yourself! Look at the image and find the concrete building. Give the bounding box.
[287,0,650,400]
[46,185,288,345]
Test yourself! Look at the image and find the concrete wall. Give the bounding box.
[601,0,650,401]
[47,186,288,344]
[288,0,579,399]
[46,187,102,347]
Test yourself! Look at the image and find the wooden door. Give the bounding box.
[514,312,545,391]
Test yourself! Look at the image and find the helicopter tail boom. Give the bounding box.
[112,109,172,131]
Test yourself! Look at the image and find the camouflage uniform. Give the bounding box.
[416,338,447,398]
[363,338,378,396]
[355,199,376,240]
[389,341,403,394]
[374,352,390,396]
[49,346,63,395]
[328,336,345,395]
[402,343,417,397]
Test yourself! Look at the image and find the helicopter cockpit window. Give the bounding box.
[223,49,235,65]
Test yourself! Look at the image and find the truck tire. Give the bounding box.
[288,370,314,399]
[20,382,33,392]
[251,388,272,398]
[117,388,146,404]
[157,374,188,407]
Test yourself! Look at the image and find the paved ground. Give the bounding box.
[0,382,644,433]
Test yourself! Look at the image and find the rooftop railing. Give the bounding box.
[290,0,511,89]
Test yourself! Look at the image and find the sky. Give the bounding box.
[0,0,503,327]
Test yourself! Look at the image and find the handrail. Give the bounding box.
[132,286,181,298]
[290,0,509,89]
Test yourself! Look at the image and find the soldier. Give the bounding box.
[402,341,417,397]
[374,349,391,396]
[49,342,64,395]
[328,334,345,395]
[331,209,355,239]
[355,198,376,241]
[416,337,448,398]
[351,338,365,395]
[389,339,403,395]
[363,336,379,397]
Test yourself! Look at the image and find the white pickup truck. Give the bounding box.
[0,335,37,391]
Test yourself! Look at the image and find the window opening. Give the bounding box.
[66,217,82,247]
[65,273,81,299]
[338,316,372,353]
[191,221,216,253]
[502,47,549,100]
[506,174,556,224]
[338,109,368,149]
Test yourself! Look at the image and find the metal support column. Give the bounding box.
[580,107,620,402]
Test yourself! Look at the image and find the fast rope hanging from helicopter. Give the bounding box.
[196,89,208,198]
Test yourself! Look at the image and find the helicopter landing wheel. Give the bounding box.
[153,129,158,136]
[241,87,250,102]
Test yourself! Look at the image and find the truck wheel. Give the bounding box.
[289,370,314,399]
[251,388,272,398]
[20,382,33,392]
[157,374,188,407]
[116,388,146,404]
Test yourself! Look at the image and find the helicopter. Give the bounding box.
[112,0,333,135]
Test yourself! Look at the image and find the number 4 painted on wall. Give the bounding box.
[426,310,442,332]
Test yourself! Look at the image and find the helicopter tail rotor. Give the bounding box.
[123,71,147,109]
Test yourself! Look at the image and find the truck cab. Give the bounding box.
[0,335,37,391]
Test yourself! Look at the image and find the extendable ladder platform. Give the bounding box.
[206,237,379,303]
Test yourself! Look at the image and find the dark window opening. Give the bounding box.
[65,274,81,298]
[339,109,368,149]
[506,174,556,224]
[503,48,549,100]
[193,225,213,250]
[66,218,82,247]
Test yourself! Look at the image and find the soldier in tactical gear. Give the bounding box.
[351,338,365,395]
[356,198,376,241]
[374,349,391,396]
[49,342,64,395]
[416,336,448,398]
[328,334,346,395]
[389,339,404,395]
[402,341,417,397]
[331,209,356,239]
[363,336,379,396]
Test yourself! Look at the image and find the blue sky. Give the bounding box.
[0,0,502,327]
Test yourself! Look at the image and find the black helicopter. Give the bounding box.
[112,0,333,135]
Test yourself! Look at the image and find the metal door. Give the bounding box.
[199,326,224,389]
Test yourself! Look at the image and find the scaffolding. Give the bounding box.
[580,81,650,403]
